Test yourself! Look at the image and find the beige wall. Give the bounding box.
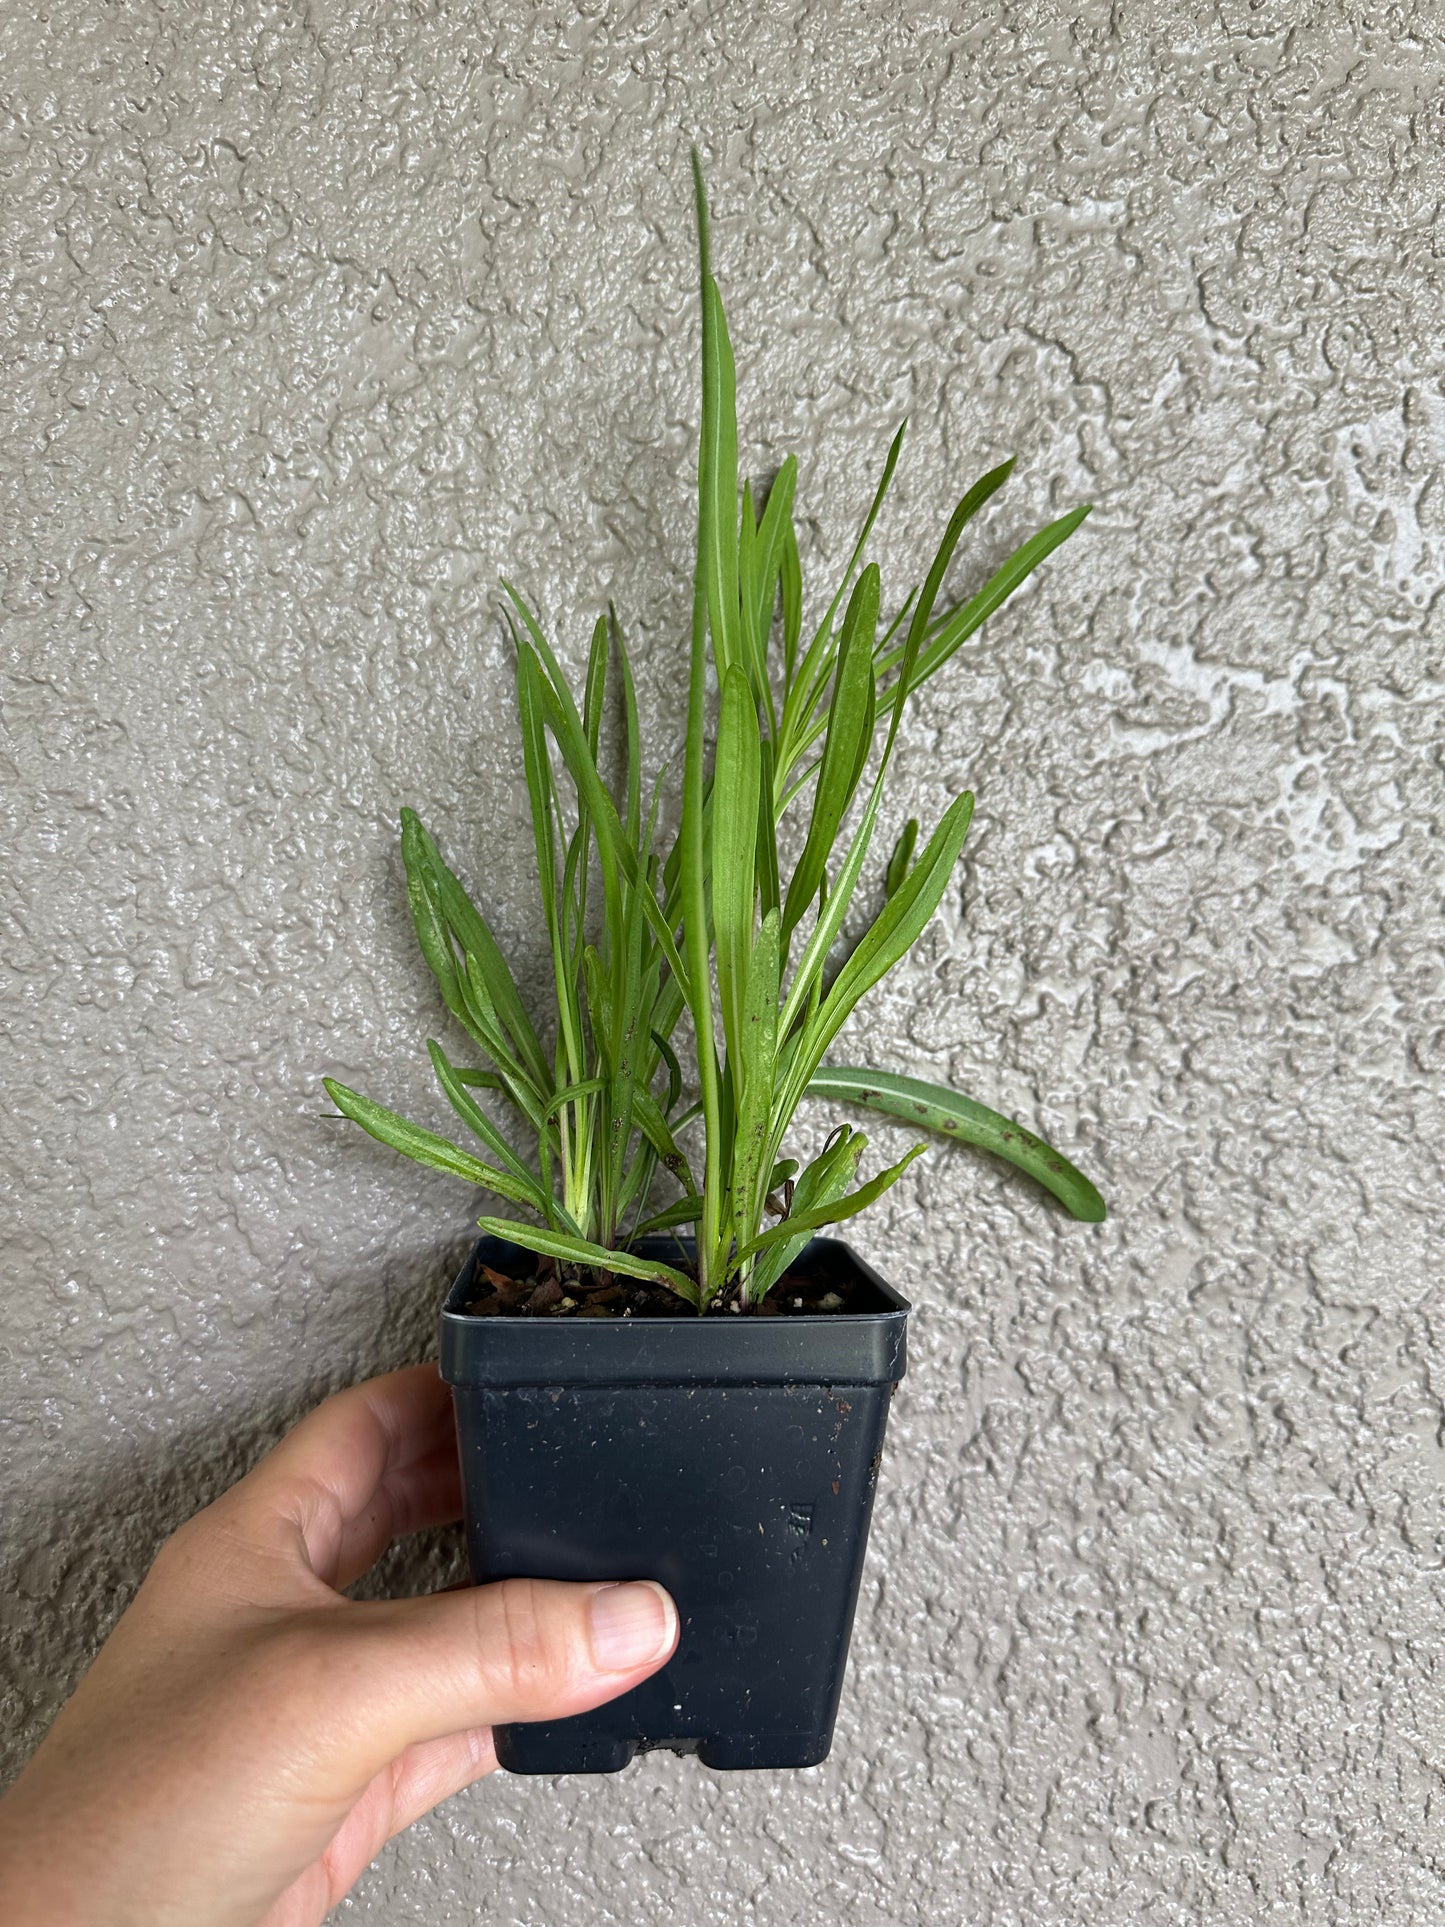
[2,3,1441,1920]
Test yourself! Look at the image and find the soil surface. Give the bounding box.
[461,1245,881,1319]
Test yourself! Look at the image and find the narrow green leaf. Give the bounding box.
[503,585,635,930]
[402,813,550,1094]
[631,1197,705,1236]
[688,153,740,1295]
[787,792,975,1107]
[426,1038,550,1205]
[806,1066,1107,1222]
[583,612,608,759]
[399,814,462,1019]
[474,1215,700,1306]
[699,273,742,680]
[538,1076,607,1127]
[738,1142,926,1261]
[730,907,781,1272]
[514,646,560,940]
[737,477,769,706]
[651,1026,683,1114]
[884,457,1016,722]
[713,664,761,1067]
[885,818,918,899]
[745,1124,864,1300]
[781,514,802,685]
[582,944,614,1068]
[782,563,880,941]
[756,735,780,920]
[324,1078,543,1209]
[632,1083,698,1196]
[454,950,547,1124]
[610,603,643,845]
[803,422,905,683]
[879,505,1091,702]
[751,455,797,651]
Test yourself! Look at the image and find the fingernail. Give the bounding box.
[588,1581,677,1672]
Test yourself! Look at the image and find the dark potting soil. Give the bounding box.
[461,1243,880,1320]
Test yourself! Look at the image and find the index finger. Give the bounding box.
[228,1365,463,1591]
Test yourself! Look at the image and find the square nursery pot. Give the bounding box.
[440,1232,910,1773]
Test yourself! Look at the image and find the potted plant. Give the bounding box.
[324,156,1104,1774]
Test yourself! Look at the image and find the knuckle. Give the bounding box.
[484,1578,578,1711]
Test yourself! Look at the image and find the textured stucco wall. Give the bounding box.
[3,2,1443,1920]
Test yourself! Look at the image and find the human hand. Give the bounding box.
[0,1365,677,1927]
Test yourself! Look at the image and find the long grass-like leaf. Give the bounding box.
[782,564,879,941]
[806,1066,1106,1221]
[400,810,549,1092]
[693,152,742,687]
[324,1079,544,1209]
[426,1037,551,1205]
[474,1215,700,1305]
[610,604,643,845]
[785,792,975,1109]
[686,154,731,1291]
[878,505,1091,704]
[730,907,781,1278]
[583,613,608,760]
[713,664,761,1066]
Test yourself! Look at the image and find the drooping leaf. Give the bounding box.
[632,1083,698,1196]
[474,1215,700,1306]
[805,1066,1107,1222]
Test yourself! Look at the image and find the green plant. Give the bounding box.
[324,610,706,1304]
[654,154,1101,1309]
[323,154,1105,1312]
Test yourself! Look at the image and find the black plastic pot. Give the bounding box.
[440,1232,909,1774]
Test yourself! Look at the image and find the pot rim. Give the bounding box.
[440,1232,910,1389]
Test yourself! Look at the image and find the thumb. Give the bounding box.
[334,1577,678,1762]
